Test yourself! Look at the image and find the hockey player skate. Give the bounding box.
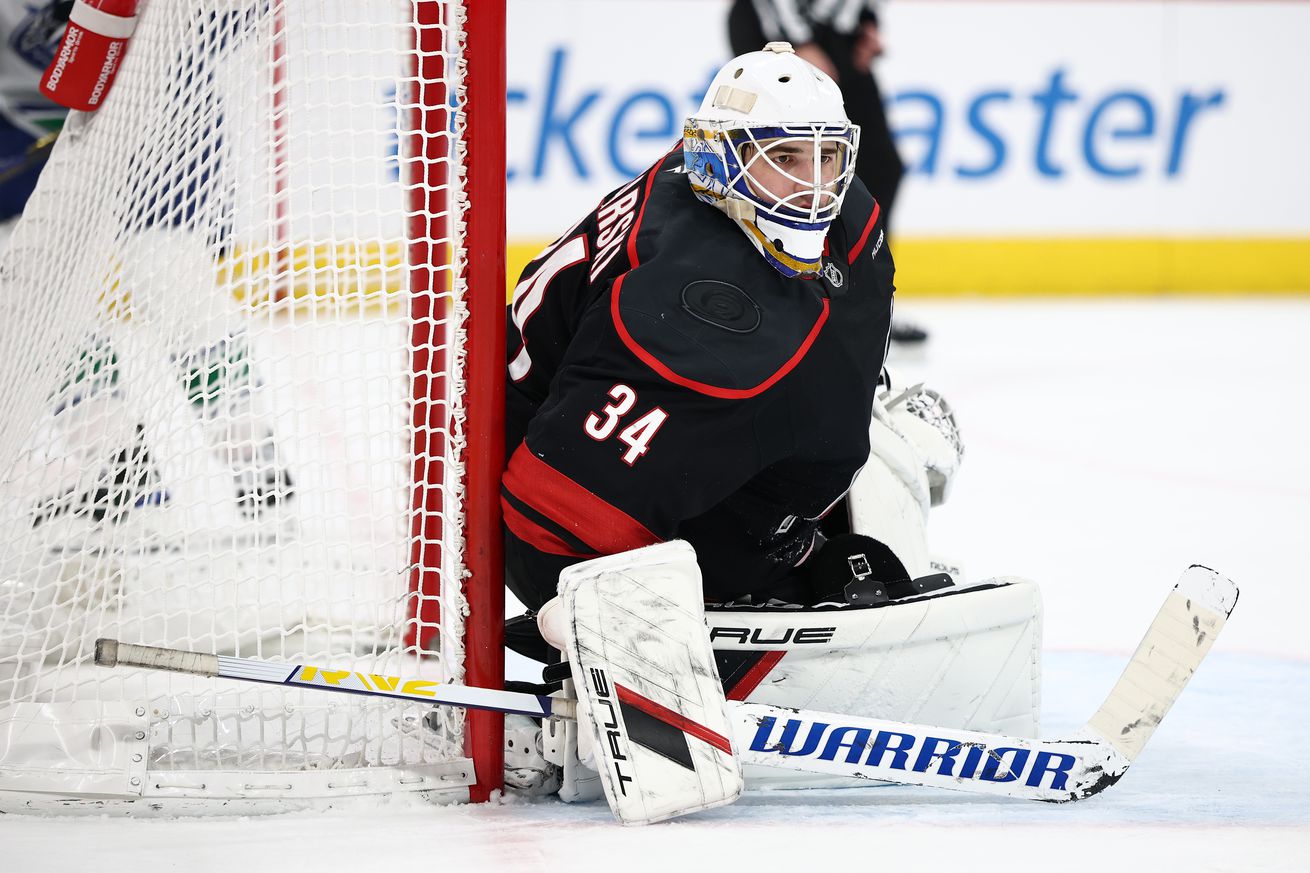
[174,331,294,520]
[474,685,594,801]
[502,711,564,796]
[27,337,170,533]
[27,329,293,536]
[30,423,170,528]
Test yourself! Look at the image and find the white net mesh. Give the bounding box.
[0,0,475,804]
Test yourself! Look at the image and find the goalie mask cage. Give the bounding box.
[0,0,506,812]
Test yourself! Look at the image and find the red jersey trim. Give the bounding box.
[846,200,883,263]
[625,144,676,267]
[612,279,830,400]
[610,145,831,401]
[501,497,596,558]
[503,443,661,555]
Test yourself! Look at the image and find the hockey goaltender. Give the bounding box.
[498,41,1040,819]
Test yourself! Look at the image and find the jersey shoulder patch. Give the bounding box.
[611,179,829,399]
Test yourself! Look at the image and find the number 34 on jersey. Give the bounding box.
[584,384,668,466]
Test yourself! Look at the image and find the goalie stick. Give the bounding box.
[94,564,1237,804]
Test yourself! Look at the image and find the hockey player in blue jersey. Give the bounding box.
[0,1,69,223]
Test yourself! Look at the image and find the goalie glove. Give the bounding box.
[877,369,964,508]
[848,371,965,578]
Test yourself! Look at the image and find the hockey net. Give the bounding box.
[0,0,505,810]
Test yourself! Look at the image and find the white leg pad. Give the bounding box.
[559,540,743,825]
[709,576,1043,789]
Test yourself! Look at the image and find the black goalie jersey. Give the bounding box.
[502,146,895,609]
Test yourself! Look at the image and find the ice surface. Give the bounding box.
[3,299,1307,871]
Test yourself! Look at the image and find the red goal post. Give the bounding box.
[429,0,507,805]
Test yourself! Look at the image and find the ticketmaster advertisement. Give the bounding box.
[505,0,1310,293]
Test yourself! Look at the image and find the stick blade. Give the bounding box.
[1179,563,1240,619]
[1086,565,1238,762]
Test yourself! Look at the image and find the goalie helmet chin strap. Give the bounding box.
[723,198,756,221]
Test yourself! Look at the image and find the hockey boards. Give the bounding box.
[95,564,1237,807]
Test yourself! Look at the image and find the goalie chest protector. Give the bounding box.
[620,159,895,594]
[612,154,893,401]
[505,147,896,603]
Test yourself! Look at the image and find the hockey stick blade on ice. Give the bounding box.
[94,564,1237,803]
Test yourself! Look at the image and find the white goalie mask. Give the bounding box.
[684,42,860,278]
